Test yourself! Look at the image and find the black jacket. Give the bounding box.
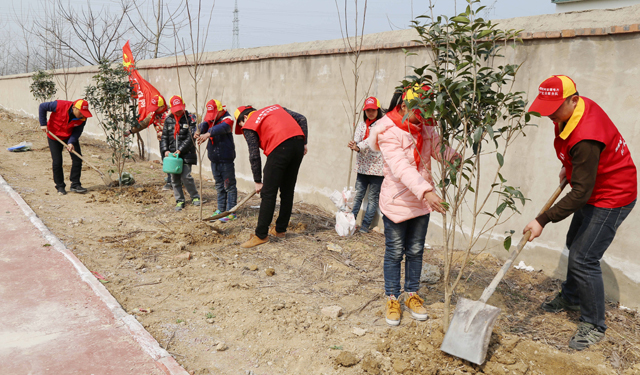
[160,111,198,165]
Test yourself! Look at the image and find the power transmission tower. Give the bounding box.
[232,0,239,49]
[483,0,498,18]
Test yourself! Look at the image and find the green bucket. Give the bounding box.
[162,153,183,174]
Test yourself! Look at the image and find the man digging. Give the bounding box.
[234,104,308,248]
[39,99,93,195]
[524,75,637,350]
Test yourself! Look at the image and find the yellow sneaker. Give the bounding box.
[385,297,401,326]
[240,234,269,248]
[405,293,428,321]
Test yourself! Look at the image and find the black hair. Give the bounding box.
[238,106,256,123]
[362,107,383,122]
[387,90,403,112]
[564,92,580,103]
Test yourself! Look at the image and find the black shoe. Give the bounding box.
[57,187,67,196]
[70,185,88,194]
[569,322,605,350]
[541,292,580,313]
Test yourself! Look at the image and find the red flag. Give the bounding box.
[122,40,135,72]
[122,41,165,122]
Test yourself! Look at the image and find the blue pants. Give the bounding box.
[383,214,430,296]
[352,173,383,230]
[561,200,635,330]
[211,161,237,212]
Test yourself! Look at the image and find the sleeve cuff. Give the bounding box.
[536,213,551,228]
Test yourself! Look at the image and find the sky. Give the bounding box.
[3,0,557,53]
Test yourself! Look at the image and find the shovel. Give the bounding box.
[47,131,113,187]
[440,178,568,365]
[203,190,257,222]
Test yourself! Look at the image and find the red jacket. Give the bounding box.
[554,97,637,208]
[45,100,86,141]
[242,105,304,156]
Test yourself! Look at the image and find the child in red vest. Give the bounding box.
[525,75,637,350]
[39,99,92,195]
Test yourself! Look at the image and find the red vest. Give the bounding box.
[554,97,637,208]
[47,100,85,140]
[242,105,304,156]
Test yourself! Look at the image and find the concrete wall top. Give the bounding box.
[3,3,640,82]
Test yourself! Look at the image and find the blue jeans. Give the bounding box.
[383,214,430,296]
[352,173,383,231]
[211,161,237,211]
[561,200,635,330]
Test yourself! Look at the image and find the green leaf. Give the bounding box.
[478,29,493,38]
[497,152,504,167]
[451,16,470,24]
[496,202,507,216]
[503,236,512,251]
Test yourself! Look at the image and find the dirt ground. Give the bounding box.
[1,110,640,375]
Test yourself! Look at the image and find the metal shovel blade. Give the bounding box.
[440,297,502,365]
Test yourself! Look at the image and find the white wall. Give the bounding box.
[555,0,640,12]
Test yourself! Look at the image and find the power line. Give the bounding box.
[232,0,239,49]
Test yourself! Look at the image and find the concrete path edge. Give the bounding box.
[0,174,189,375]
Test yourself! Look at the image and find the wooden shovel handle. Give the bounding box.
[47,131,103,175]
[479,178,568,303]
[203,190,257,222]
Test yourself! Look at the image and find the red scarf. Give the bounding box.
[173,113,184,139]
[387,108,423,171]
[363,118,375,140]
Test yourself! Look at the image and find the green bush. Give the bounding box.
[30,70,57,103]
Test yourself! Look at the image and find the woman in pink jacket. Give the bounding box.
[369,86,458,326]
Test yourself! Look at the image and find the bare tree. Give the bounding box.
[335,0,376,188]
[11,4,40,73]
[33,0,134,66]
[122,0,188,60]
[172,0,216,220]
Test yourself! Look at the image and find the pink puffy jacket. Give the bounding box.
[367,115,457,224]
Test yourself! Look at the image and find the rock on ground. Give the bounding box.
[392,359,410,373]
[335,351,359,367]
[361,355,381,374]
[321,305,343,319]
[420,263,440,284]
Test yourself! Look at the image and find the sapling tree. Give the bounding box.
[172,0,215,220]
[403,0,537,331]
[334,0,376,187]
[85,59,138,186]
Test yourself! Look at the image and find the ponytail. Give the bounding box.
[387,90,403,113]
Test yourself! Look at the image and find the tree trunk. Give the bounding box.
[442,212,451,332]
[136,133,146,160]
